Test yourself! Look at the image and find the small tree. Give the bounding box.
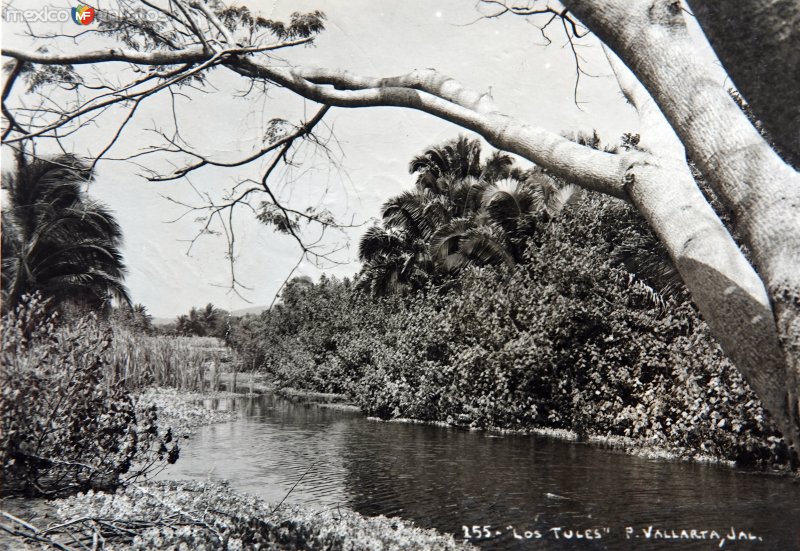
[110,303,155,334]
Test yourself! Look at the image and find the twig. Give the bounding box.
[272,460,317,514]
[0,510,40,533]
[0,512,77,551]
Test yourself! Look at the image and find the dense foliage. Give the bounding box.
[109,303,155,334]
[0,295,179,497]
[230,192,792,468]
[168,303,230,338]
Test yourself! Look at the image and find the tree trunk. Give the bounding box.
[687,0,800,169]
[563,0,800,452]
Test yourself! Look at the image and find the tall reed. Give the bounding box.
[104,329,231,391]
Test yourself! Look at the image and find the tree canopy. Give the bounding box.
[358,135,584,296]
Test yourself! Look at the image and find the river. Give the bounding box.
[155,393,800,549]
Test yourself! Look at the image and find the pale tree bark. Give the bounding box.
[562,0,800,456]
[1,0,798,455]
[602,46,792,450]
[686,0,800,169]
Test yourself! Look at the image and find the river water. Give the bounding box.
[156,394,800,549]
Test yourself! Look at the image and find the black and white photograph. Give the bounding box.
[1,0,799,549]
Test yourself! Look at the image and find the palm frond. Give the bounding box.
[358,226,405,261]
[545,183,582,217]
[430,218,475,261]
[1,154,129,312]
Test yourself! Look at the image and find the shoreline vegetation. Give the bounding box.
[275,386,729,467]
[2,481,474,551]
[264,382,725,465]
[226,186,798,475]
[3,139,798,551]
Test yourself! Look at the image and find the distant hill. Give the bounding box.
[152,305,269,326]
[152,317,176,327]
[229,305,269,317]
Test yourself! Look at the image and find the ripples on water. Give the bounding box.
[156,394,800,550]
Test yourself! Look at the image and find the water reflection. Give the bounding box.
[156,394,800,549]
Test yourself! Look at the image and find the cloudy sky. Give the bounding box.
[3,0,722,318]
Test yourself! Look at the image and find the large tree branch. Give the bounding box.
[2,46,210,65]
[562,0,800,452]
[2,44,623,197]
[228,58,628,198]
[296,68,501,115]
[0,37,314,66]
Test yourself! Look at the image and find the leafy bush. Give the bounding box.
[0,295,179,497]
[229,194,792,468]
[227,275,364,393]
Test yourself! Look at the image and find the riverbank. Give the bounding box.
[274,385,791,472]
[368,415,729,466]
[272,382,737,465]
[0,387,475,551]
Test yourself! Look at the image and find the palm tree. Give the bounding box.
[357,226,432,296]
[200,303,220,335]
[175,314,191,335]
[129,303,154,333]
[409,135,512,191]
[409,135,482,190]
[358,137,584,296]
[1,154,130,313]
[358,139,514,295]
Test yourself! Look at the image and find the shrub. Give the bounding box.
[0,295,179,497]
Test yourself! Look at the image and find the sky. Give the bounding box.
[0,0,704,318]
